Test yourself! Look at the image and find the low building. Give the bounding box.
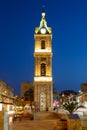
[76,83,87,107]
[0,80,14,111]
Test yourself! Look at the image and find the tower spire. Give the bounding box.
[41,5,45,19]
[40,6,47,28]
[35,9,52,34]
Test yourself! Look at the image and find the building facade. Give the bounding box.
[77,83,87,107]
[0,80,14,111]
[81,83,87,92]
[21,82,34,97]
[34,11,53,111]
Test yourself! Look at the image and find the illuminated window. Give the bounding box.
[41,63,46,76]
[41,40,45,49]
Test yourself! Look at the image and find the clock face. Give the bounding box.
[40,28,46,34]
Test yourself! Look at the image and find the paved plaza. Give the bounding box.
[9,120,55,130]
[9,111,87,130]
[9,112,58,130]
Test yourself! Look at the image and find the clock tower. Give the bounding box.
[34,11,53,111]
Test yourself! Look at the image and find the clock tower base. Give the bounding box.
[34,82,53,111]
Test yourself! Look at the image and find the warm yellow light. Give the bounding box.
[8,111,15,115]
[0,103,2,111]
[34,77,52,82]
[9,117,13,123]
[35,49,51,52]
[7,105,9,111]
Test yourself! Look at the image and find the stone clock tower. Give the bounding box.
[34,11,53,111]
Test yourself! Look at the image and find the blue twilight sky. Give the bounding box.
[0,0,87,95]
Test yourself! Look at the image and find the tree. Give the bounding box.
[53,84,59,100]
[63,101,78,114]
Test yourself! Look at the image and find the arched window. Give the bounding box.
[41,63,46,76]
[41,40,45,49]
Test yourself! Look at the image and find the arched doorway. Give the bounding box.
[40,92,46,111]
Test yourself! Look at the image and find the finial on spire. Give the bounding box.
[42,12,45,18]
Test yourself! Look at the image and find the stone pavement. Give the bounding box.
[80,116,87,130]
[9,112,58,130]
[9,120,55,130]
[9,112,87,130]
